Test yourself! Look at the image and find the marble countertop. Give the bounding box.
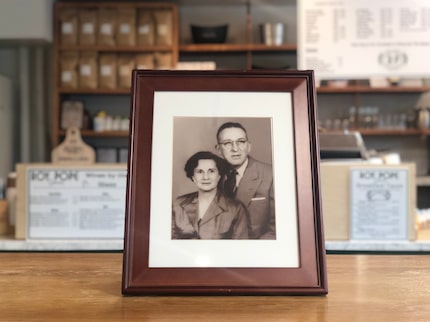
[325,240,430,252]
[0,237,123,251]
[1,237,430,252]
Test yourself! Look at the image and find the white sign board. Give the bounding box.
[27,168,126,239]
[297,0,430,79]
[350,168,408,240]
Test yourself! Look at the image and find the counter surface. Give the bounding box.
[2,238,430,252]
[1,253,429,321]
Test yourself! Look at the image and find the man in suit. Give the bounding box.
[215,122,276,239]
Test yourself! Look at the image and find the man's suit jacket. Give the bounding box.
[236,157,276,239]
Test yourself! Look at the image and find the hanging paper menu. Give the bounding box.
[298,0,430,79]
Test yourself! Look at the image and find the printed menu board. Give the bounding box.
[27,168,126,239]
[350,168,408,240]
[297,0,430,79]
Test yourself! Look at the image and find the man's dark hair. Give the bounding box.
[216,122,248,142]
[184,151,231,180]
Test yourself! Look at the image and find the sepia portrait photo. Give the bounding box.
[171,117,276,241]
[148,91,299,268]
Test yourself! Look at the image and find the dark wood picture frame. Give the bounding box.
[122,70,327,295]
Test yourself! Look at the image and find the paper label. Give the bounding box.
[62,22,73,34]
[350,168,408,240]
[61,71,72,82]
[100,23,113,35]
[138,25,150,35]
[119,23,131,34]
[27,169,126,239]
[80,65,91,76]
[82,23,94,34]
[100,65,112,76]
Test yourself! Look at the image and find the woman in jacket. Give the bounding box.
[172,151,248,239]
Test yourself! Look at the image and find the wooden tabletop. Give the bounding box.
[1,253,429,321]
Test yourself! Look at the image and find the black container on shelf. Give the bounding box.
[190,24,228,44]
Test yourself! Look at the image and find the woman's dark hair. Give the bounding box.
[184,151,231,179]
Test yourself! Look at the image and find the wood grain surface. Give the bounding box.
[1,253,429,321]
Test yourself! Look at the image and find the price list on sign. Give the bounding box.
[27,168,127,239]
[350,168,409,240]
[297,0,430,78]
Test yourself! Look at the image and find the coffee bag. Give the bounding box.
[59,9,78,45]
[117,54,135,88]
[154,52,173,70]
[97,8,117,46]
[117,8,136,46]
[154,9,173,46]
[79,52,98,89]
[99,54,117,89]
[79,9,98,45]
[60,51,79,88]
[136,54,154,70]
[137,9,155,46]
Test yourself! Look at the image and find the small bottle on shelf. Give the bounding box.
[93,110,107,132]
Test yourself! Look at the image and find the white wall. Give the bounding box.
[0,0,54,178]
[0,75,13,182]
[0,49,20,171]
[0,45,52,167]
[0,0,54,42]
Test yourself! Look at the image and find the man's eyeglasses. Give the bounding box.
[218,139,248,149]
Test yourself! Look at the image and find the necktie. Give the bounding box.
[224,169,238,197]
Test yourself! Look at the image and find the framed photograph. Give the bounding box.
[122,70,327,295]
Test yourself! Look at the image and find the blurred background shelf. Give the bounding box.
[179,43,296,52]
[59,130,129,137]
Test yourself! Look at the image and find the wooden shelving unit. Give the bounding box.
[58,130,129,137]
[326,129,422,136]
[177,0,297,69]
[317,85,430,94]
[58,126,430,139]
[179,43,297,52]
[58,45,175,53]
[58,88,131,95]
[353,128,422,136]
[52,1,179,148]
[52,0,430,174]
[318,84,430,145]
[58,85,430,96]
